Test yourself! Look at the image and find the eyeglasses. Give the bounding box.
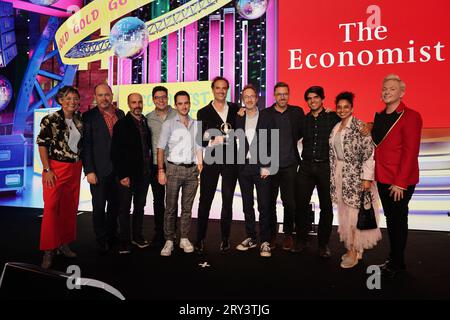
[154,95,168,100]
[243,95,257,100]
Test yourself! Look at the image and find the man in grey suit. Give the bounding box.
[83,83,125,254]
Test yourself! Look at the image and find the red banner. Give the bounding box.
[278,0,450,128]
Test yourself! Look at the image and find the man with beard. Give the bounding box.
[111,93,152,254]
[262,82,304,251]
[83,83,124,254]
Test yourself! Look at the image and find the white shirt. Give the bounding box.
[333,130,345,161]
[65,118,81,154]
[212,101,229,124]
[245,110,259,146]
[331,116,375,181]
[245,110,259,159]
[157,113,202,164]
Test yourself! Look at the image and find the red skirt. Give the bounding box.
[40,159,82,251]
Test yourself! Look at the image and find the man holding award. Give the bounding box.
[195,76,241,254]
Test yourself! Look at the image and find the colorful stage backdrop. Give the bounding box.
[0,0,449,231]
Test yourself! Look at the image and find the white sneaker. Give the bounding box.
[179,238,194,253]
[160,240,174,256]
[260,242,272,258]
[236,238,257,251]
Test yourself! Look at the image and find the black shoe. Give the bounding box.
[290,240,307,253]
[97,241,109,255]
[381,265,405,279]
[219,239,230,253]
[107,236,120,247]
[379,260,406,271]
[195,240,204,255]
[118,242,131,255]
[379,260,390,270]
[319,245,331,258]
[151,235,165,248]
[132,236,150,249]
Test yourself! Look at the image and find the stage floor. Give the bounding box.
[0,206,449,301]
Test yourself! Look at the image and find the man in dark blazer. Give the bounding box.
[195,76,240,254]
[83,83,125,254]
[111,93,152,254]
[235,84,276,258]
[372,74,422,278]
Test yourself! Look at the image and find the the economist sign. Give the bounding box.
[278,0,450,128]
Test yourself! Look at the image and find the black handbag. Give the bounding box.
[356,191,377,230]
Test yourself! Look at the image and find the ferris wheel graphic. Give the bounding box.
[13,0,231,134]
[13,15,77,134]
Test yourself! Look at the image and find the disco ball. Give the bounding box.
[236,0,268,20]
[29,0,60,6]
[0,75,13,111]
[110,17,149,59]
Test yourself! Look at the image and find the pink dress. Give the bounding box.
[331,120,382,253]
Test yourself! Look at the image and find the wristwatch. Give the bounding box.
[43,168,51,173]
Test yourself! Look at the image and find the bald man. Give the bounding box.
[111,93,153,254]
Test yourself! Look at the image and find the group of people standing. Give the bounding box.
[36,73,422,279]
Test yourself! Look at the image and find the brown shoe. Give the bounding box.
[41,250,54,269]
[282,235,293,251]
[269,234,277,251]
[57,244,77,258]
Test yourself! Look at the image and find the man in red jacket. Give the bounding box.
[372,74,423,278]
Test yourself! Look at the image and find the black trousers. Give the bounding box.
[295,161,333,247]
[117,174,151,243]
[149,164,166,241]
[196,164,237,242]
[377,182,416,269]
[269,165,297,236]
[90,173,119,244]
[238,172,271,243]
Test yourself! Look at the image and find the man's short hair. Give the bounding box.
[211,76,229,89]
[304,86,325,101]
[152,86,168,98]
[174,90,190,104]
[127,93,142,103]
[274,82,289,93]
[241,84,258,97]
[383,74,406,91]
[93,83,112,94]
